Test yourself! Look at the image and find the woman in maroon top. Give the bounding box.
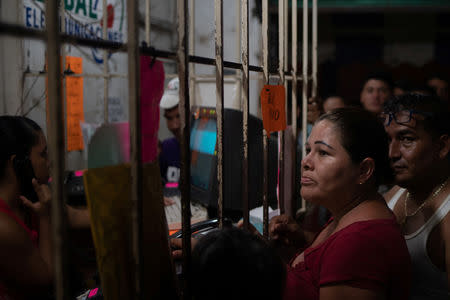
[0,116,54,299]
[273,108,411,300]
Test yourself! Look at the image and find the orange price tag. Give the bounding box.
[260,85,286,134]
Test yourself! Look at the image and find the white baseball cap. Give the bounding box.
[160,77,180,109]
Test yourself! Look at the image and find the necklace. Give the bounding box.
[403,177,449,222]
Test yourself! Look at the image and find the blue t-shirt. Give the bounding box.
[159,137,180,184]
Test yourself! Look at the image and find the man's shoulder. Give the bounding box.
[383,185,403,203]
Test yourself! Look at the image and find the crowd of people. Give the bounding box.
[175,73,450,300]
[0,70,448,300]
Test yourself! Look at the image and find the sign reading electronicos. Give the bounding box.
[23,0,126,63]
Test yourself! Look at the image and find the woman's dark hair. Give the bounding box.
[383,93,450,138]
[0,116,42,180]
[191,228,286,300]
[317,107,393,186]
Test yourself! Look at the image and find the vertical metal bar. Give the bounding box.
[312,0,318,98]
[60,1,68,166]
[103,0,109,123]
[278,0,285,214]
[46,1,68,299]
[290,0,298,218]
[126,0,142,298]
[241,0,250,229]
[262,0,269,238]
[189,0,195,107]
[235,0,242,112]
[301,0,309,211]
[177,0,192,298]
[215,0,224,228]
[145,0,151,44]
[292,0,298,143]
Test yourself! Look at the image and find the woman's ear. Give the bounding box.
[358,158,375,185]
[438,134,450,160]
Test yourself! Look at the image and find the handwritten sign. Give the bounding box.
[260,85,286,134]
[45,56,84,151]
[65,56,84,151]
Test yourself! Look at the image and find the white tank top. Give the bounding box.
[388,188,450,300]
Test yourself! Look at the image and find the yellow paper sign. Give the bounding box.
[260,85,287,134]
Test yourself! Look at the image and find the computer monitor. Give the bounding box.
[190,107,278,220]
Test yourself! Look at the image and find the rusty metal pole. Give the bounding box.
[177,0,192,298]
[103,0,109,123]
[145,0,151,44]
[45,1,69,299]
[126,0,143,298]
[300,0,309,212]
[241,0,250,229]
[189,0,196,107]
[215,0,224,228]
[262,0,269,238]
[312,0,318,99]
[278,0,285,214]
[291,0,298,217]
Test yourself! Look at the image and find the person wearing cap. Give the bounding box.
[159,77,181,186]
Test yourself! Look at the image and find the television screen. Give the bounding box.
[190,118,217,191]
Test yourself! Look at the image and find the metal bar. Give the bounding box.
[60,0,68,175]
[312,0,318,98]
[278,0,285,214]
[103,0,109,124]
[262,0,269,238]
[235,0,242,121]
[241,0,250,229]
[45,1,68,299]
[127,0,143,298]
[290,0,298,218]
[292,0,298,142]
[301,0,309,212]
[24,72,128,78]
[0,22,273,72]
[215,0,224,229]
[177,0,192,298]
[189,0,196,107]
[145,0,151,44]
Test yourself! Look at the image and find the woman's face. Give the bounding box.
[29,131,50,184]
[301,120,360,204]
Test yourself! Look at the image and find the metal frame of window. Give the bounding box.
[0,0,318,298]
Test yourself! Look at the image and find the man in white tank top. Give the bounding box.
[382,93,450,300]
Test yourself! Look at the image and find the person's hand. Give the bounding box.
[20,178,51,218]
[269,214,304,247]
[170,238,198,259]
[164,196,175,206]
[236,220,262,236]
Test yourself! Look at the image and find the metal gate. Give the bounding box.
[0,0,317,298]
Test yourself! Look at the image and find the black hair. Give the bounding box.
[317,107,393,186]
[426,73,448,84]
[0,116,42,180]
[191,228,286,300]
[362,71,394,91]
[410,85,437,97]
[393,79,413,93]
[383,93,450,138]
